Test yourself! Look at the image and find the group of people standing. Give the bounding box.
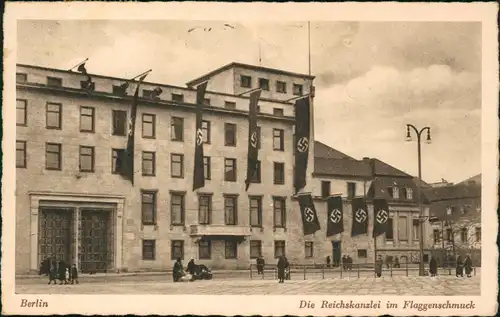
[455,255,474,278]
[39,258,79,285]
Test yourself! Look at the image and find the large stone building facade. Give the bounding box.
[15,62,315,273]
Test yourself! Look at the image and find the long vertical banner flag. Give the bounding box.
[373,198,390,237]
[294,96,311,194]
[351,197,368,236]
[193,81,208,191]
[326,196,344,237]
[245,90,262,191]
[298,194,321,235]
[118,72,148,185]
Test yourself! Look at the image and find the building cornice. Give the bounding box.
[17,83,296,123]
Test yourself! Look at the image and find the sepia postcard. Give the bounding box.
[2,1,499,316]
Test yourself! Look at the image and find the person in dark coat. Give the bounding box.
[71,264,79,284]
[347,255,353,271]
[429,256,438,277]
[326,256,331,268]
[186,259,196,275]
[173,258,184,282]
[393,256,400,268]
[277,255,288,283]
[256,255,265,275]
[375,255,383,278]
[464,255,473,277]
[456,255,464,277]
[57,261,68,285]
[48,260,58,285]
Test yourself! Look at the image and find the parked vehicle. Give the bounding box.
[192,264,213,280]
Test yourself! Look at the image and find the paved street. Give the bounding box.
[16,274,480,295]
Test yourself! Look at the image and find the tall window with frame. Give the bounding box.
[171,240,184,260]
[347,182,356,198]
[273,197,286,228]
[16,141,27,168]
[80,106,95,133]
[274,162,285,185]
[460,227,468,243]
[386,218,394,241]
[142,151,156,176]
[251,160,261,183]
[112,110,127,136]
[203,156,211,180]
[249,196,262,227]
[79,146,95,173]
[304,241,314,258]
[412,219,420,240]
[224,158,237,182]
[272,129,284,151]
[250,240,262,259]
[398,216,408,242]
[321,181,331,198]
[446,228,453,241]
[46,102,62,129]
[45,143,62,170]
[433,229,441,244]
[111,148,124,174]
[198,194,212,225]
[198,240,211,259]
[171,154,184,178]
[475,227,481,242]
[171,117,184,141]
[224,123,237,146]
[224,195,238,225]
[392,186,400,199]
[142,240,156,261]
[406,188,413,200]
[16,99,27,126]
[202,120,211,144]
[170,193,185,226]
[141,191,157,225]
[276,81,287,93]
[142,113,156,138]
[292,83,303,96]
[225,240,237,259]
[274,240,286,257]
[259,78,270,91]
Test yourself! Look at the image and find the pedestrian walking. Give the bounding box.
[173,258,184,282]
[186,259,196,275]
[326,256,331,268]
[464,255,473,278]
[256,255,265,275]
[277,255,288,283]
[71,264,79,284]
[394,256,400,268]
[456,255,464,277]
[48,260,58,285]
[375,255,383,278]
[429,256,438,277]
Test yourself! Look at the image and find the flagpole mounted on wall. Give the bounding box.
[238,87,262,97]
[68,58,89,72]
[131,69,153,81]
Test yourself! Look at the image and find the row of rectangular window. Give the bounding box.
[16,72,305,99]
[239,75,304,96]
[142,239,299,261]
[15,141,286,184]
[321,180,414,201]
[16,101,288,151]
[140,191,287,227]
[432,227,481,244]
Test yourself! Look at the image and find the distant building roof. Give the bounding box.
[365,158,411,177]
[457,173,482,186]
[423,183,481,203]
[314,141,355,160]
[313,157,372,178]
[185,62,315,87]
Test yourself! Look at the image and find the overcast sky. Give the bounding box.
[17,20,481,184]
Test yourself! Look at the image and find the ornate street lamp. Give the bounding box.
[405,124,432,277]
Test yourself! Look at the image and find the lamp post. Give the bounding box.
[405,124,432,276]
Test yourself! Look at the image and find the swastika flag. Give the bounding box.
[373,198,390,237]
[327,196,344,237]
[193,81,208,191]
[351,198,368,237]
[298,194,321,236]
[293,96,311,194]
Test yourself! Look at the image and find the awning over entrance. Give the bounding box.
[189,225,251,243]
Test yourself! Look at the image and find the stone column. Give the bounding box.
[74,207,81,270]
[30,198,40,272]
[115,202,124,272]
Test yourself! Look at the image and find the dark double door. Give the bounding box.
[332,241,342,266]
[79,209,112,273]
[39,208,74,264]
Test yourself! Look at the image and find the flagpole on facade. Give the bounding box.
[238,87,262,96]
[308,21,311,76]
[131,69,153,81]
[68,58,89,71]
[285,93,311,103]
